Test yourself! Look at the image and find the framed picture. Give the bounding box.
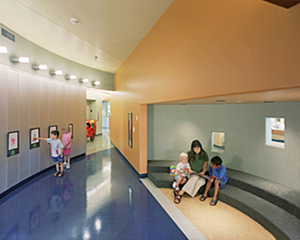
[30,128,40,149]
[69,123,73,139]
[128,112,133,148]
[7,131,19,157]
[48,125,57,138]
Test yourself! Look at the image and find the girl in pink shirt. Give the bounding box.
[62,124,72,169]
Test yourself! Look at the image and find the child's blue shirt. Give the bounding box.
[209,165,228,182]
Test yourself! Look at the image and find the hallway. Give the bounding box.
[0,133,186,240]
[0,131,276,240]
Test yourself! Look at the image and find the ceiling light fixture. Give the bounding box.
[79,78,89,83]
[92,80,100,86]
[0,46,8,54]
[65,74,76,80]
[32,64,48,70]
[10,56,30,63]
[49,69,63,76]
[70,18,79,24]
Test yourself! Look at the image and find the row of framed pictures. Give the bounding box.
[7,124,73,157]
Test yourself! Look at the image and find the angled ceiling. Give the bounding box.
[0,0,174,73]
[0,0,300,105]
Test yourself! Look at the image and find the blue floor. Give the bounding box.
[0,148,187,240]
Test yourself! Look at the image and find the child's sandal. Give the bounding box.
[174,194,183,204]
[58,172,64,177]
[54,172,60,176]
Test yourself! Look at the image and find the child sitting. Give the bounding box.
[172,152,192,191]
[199,156,228,206]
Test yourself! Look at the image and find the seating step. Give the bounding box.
[147,160,300,240]
[148,172,174,188]
[211,185,300,240]
[148,160,178,173]
[226,169,300,220]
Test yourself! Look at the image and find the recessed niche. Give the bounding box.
[211,131,225,153]
[265,117,285,149]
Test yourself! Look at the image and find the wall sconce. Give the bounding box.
[32,64,48,70]
[49,69,63,76]
[10,56,30,63]
[79,78,88,83]
[65,74,76,80]
[0,46,8,54]
[92,80,100,86]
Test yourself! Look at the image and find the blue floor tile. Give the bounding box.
[0,148,187,240]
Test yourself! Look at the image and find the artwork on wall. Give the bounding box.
[48,125,57,138]
[30,128,40,149]
[69,123,73,139]
[7,131,19,157]
[128,112,133,148]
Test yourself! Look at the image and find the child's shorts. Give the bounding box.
[175,173,187,181]
[52,155,64,163]
[215,179,227,189]
[64,148,71,155]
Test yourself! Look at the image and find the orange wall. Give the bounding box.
[111,0,300,174]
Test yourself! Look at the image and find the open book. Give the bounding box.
[189,172,214,182]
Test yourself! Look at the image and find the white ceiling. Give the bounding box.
[0,0,174,73]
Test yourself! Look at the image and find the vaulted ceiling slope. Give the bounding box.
[0,0,174,73]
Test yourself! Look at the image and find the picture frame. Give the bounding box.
[30,128,40,149]
[69,123,73,139]
[7,131,20,157]
[128,112,133,148]
[48,125,57,138]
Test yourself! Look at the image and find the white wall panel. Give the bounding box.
[78,87,87,154]
[39,77,50,170]
[7,69,19,131]
[6,69,19,189]
[19,72,30,181]
[0,66,8,192]
[0,64,87,195]
[48,81,57,125]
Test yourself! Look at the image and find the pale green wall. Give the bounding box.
[148,102,300,191]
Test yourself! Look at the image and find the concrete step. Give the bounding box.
[148,160,178,173]
[226,168,300,220]
[212,185,300,240]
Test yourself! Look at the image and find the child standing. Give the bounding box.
[172,152,192,191]
[33,130,65,177]
[62,124,72,169]
[200,156,228,206]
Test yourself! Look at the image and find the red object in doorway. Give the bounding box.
[86,119,97,141]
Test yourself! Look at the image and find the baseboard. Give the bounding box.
[112,143,147,179]
[0,153,86,201]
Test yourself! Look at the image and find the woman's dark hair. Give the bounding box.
[189,139,206,163]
